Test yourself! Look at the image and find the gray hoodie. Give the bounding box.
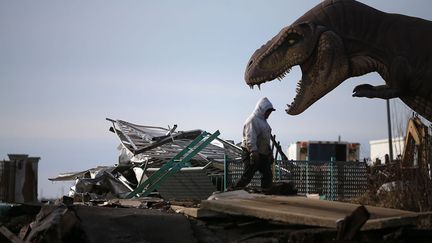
[241,97,274,155]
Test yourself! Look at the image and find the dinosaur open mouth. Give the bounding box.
[285,48,317,114]
[299,48,316,73]
[276,66,292,82]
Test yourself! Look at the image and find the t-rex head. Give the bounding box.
[245,22,349,115]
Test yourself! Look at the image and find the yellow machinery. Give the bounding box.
[401,115,431,172]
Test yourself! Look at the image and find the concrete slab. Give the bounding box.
[201,191,419,230]
[75,205,196,243]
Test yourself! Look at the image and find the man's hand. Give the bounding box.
[268,154,275,164]
[250,151,260,166]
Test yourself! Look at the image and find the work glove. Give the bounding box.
[250,151,260,166]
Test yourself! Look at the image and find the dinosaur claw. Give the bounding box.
[352,84,374,97]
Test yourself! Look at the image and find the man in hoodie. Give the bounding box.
[233,97,275,191]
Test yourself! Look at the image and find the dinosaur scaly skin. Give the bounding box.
[245,0,432,121]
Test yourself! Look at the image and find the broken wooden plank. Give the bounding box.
[201,191,418,230]
[171,205,225,218]
[336,205,370,240]
[362,214,420,230]
[0,225,24,243]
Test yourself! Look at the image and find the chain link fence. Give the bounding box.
[225,159,368,201]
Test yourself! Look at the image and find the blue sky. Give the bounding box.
[1,0,430,198]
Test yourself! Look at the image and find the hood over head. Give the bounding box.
[253,97,275,118]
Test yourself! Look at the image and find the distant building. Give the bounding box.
[369,137,405,162]
[0,154,40,203]
[287,140,360,161]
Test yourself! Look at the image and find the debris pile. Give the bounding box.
[49,118,242,202]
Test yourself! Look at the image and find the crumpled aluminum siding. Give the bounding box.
[107,118,242,168]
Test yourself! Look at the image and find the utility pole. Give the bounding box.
[386,99,394,162]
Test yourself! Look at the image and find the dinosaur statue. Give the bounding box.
[245,0,432,121]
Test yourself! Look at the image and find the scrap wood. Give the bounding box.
[24,205,85,243]
[0,224,24,243]
[100,198,164,208]
[361,214,420,230]
[336,205,370,240]
[171,205,225,219]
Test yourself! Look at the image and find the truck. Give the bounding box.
[287,140,360,162]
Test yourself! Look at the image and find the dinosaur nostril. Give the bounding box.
[248,60,253,66]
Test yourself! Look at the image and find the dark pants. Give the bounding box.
[233,148,273,190]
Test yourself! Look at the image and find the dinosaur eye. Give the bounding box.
[285,33,302,46]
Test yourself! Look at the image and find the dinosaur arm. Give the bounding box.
[351,56,412,99]
[352,84,401,99]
